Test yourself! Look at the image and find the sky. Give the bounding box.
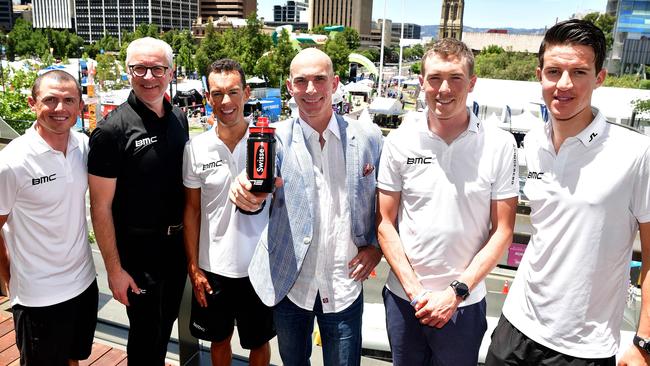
[257,0,607,29]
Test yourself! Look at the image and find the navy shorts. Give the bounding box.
[383,287,487,366]
[190,272,275,349]
[13,280,98,366]
[485,315,616,366]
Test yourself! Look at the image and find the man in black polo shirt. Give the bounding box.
[88,37,189,365]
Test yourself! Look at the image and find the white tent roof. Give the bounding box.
[467,77,650,124]
[369,97,403,115]
[344,81,372,94]
[246,76,266,84]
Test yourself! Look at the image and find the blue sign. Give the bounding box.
[259,98,282,121]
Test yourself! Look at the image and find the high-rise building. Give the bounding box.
[0,0,13,30]
[200,0,256,23]
[33,0,73,29]
[273,0,307,23]
[392,22,421,40]
[75,0,198,43]
[308,0,372,37]
[439,0,463,40]
[368,18,392,48]
[607,0,650,74]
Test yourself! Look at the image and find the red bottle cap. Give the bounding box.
[257,116,269,127]
[250,116,274,134]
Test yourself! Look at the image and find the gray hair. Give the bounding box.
[125,37,174,68]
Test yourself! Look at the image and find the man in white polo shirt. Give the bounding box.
[376,38,519,365]
[486,19,650,366]
[183,59,274,366]
[0,70,97,366]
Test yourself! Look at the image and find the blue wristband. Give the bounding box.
[409,290,430,307]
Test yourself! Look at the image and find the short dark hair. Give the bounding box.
[422,38,475,76]
[206,59,246,90]
[539,19,606,74]
[32,70,82,100]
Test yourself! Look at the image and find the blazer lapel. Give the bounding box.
[290,118,316,215]
[337,115,358,214]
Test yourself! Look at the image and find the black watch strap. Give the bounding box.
[634,334,650,354]
[450,280,470,300]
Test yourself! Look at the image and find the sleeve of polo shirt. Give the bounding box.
[491,133,519,200]
[182,141,201,189]
[632,145,650,223]
[0,162,17,215]
[376,132,402,192]
[87,126,120,178]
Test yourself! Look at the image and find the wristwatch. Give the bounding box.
[450,280,470,300]
[634,334,650,354]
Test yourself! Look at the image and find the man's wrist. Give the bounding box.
[409,290,430,307]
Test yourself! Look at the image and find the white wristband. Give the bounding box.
[409,290,430,307]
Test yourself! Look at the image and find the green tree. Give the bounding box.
[324,32,351,79]
[410,62,421,74]
[236,13,273,76]
[583,12,616,50]
[474,48,537,81]
[135,23,160,39]
[358,48,379,62]
[311,24,330,35]
[340,27,360,50]
[176,43,194,74]
[195,22,221,76]
[0,67,37,133]
[95,53,122,90]
[8,19,48,60]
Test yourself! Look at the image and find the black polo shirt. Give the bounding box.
[88,91,189,248]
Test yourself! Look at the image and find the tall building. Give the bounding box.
[200,0,256,23]
[439,0,463,40]
[0,0,12,30]
[392,22,421,40]
[273,0,307,23]
[33,0,73,29]
[607,0,650,74]
[308,0,372,38]
[75,0,198,43]
[368,18,392,48]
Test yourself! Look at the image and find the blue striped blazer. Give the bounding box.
[248,114,383,306]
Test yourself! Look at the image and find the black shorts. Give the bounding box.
[485,315,616,366]
[190,272,275,349]
[13,280,99,366]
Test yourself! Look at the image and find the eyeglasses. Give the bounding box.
[128,64,169,78]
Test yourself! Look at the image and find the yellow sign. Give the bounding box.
[88,104,97,131]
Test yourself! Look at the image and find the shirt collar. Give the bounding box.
[127,90,173,121]
[542,107,606,149]
[574,107,606,147]
[298,113,340,142]
[26,125,80,154]
[420,107,480,136]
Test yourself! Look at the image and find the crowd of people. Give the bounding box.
[0,19,648,366]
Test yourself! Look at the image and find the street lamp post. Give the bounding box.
[0,42,6,95]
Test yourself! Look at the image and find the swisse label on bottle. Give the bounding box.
[253,142,268,179]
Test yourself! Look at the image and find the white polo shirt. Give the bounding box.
[378,109,519,306]
[183,128,269,277]
[503,108,650,358]
[0,127,96,307]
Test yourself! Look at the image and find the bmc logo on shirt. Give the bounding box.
[527,171,545,179]
[32,174,56,185]
[406,156,433,165]
[135,136,157,148]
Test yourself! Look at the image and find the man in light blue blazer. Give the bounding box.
[231,48,383,366]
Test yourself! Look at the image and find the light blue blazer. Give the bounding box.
[248,114,383,306]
